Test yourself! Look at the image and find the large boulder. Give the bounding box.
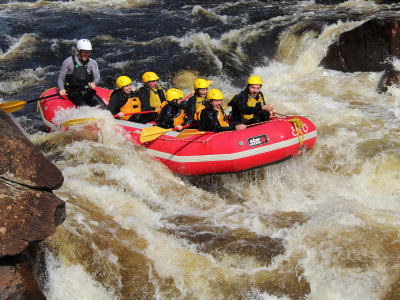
[0,110,65,298]
[321,19,400,72]
[0,113,63,190]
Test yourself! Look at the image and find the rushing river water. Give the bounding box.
[1,0,400,299]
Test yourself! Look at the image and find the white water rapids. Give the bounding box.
[20,16,400,299]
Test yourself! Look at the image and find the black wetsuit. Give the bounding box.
[199,102,233,132]
[228,89,269,125]
[133,85,166,122]
[158,101,187,129]
[185,93,204,125]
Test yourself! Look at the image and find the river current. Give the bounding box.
[1,0,400,299]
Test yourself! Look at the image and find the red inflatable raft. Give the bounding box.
[38,87,317,176]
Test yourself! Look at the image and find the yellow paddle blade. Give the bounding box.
[0,100,26,113]
[175,129,206,139]
[140,126,172,143]
[63,117,99,127]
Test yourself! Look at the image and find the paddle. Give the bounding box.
[63,117,99,127]
[140,124,192,143]
[113,110,154,118]
[63,110,155,126]
[175,129,206,139]
[0,93,60,113]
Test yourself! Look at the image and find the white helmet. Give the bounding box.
[77,39,92,51]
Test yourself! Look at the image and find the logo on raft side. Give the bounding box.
[247,134,269,148]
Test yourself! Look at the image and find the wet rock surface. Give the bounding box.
[0,248,46,300]
[377,68,400,93]
[0,112,63,190]
[0,110,65,298]
[321,19,400,72]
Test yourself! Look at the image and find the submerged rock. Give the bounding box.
[0,110,65,298]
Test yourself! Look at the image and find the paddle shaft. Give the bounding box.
[26,93,60,104]
[113,110,154,118]
[182,93,193,102]
[275,112,291,118]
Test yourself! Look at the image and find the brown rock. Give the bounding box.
[0,110,66,298]
[377,68,400,93]
[321,19,400,72]
[0,249,46,300]
[0,180,65,257]
[0,111,63,190]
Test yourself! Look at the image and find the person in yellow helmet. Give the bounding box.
[133,71,167,118]
[185,78,211,125]
[107,76,149,122]
[157,88,188,130]
[228,75,274,125]
[199,89,246,132]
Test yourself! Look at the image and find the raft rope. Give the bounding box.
[158,115,306,145]
[289,117,304,146]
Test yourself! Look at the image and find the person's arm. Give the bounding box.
[107,91,124,115]
[184,96,196,124]
[134,88,153,111]
[90,59,100,86]
[57,58,71,91]
[158,104,174,128]
[199,109,232,132]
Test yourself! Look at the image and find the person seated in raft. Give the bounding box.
[157,88,188,130]
[228,75,274,125]
[199,88,246,132]
[107,76,147,123]
[57,39,106,108]
[133,71,166,122]
[185,78,211,125]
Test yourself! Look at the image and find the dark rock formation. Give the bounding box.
[0,249,46,300]
[0,110,65,298]
[321,19,400,72]
[374,0,399,3]
[377,68,400,93]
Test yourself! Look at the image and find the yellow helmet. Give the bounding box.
[247,75,263,85]
[116,76,132,89]
[207,88,223,101]
[142,71,159,83]
[166,88,184,101]
[194,78,210,89]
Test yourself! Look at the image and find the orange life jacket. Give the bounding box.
[120,97,141,120]
[193,96,206,121]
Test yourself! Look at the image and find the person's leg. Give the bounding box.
[259,110,270,122]
[86,89,107,109]
[91,93,107,109]
[128,114,141,123]
[139,112,158,124]
[245,117,257,125]
[67,90,86,106]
